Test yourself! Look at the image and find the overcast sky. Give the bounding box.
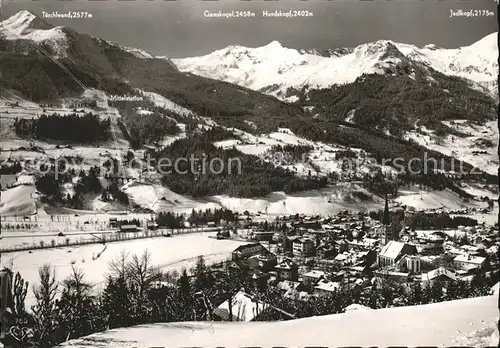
[1,0,498,58]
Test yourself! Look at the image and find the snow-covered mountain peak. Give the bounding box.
[354,40,407,61]
[219,41,290,60]
[0,11,67,57]
[174,33,498,101]
[0,10,54,38]
[0,10,173,61]
[263,40,283,50]
[466,32,498,57]
[423,44,441,51]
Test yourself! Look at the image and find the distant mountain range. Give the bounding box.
[1,10,497,131]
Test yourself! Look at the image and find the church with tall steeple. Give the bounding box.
[380,195,392,245]
[379,195,404,245]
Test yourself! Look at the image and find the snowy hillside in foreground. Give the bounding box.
[173,33,498,100]
[58,295,499,347]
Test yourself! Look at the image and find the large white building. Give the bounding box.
[292,238,315,257]
[378,241,418,268]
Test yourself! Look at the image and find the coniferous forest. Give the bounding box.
[13,113,111,143]
[156,136,328,198]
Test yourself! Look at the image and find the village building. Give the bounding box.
[421,267,457,286]
[237,215,253,228]
[453,254,487,270]
[251,231,274,242]
[272,232,285,243]
[119,224,138,232]
[373,270,411,282]
[403,255,422,273]
[276,280,309,300]
[377,241,418,268]
[109,217,118,228]
[232,243,270,261]
[146,222,159,230]
[301,270,325,286]
[274,258,299,281]
[313,279,341,297]
[240,253,277,272]
[316,244,335,259]
[292,238,315,257]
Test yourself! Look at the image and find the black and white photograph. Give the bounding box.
[0,0,498,347]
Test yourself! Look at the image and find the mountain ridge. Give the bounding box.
[173,33,498,101]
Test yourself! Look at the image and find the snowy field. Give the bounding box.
[1,232,246,307]
[0,227,215,251]
[213,187,384,216]
[395,186,486,211]
[58,294,499,347]
[124,184,220,213]
[217,127,398,177]
[124,182,383,216]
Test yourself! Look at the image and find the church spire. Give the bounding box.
[382,195,390,226]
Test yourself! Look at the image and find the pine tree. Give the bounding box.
[430,282,444,303]
[408,282,423,305]
[31,264,59,348]
[445,280,459,301]
[193,256,207,291]
[421,284,433,304]
[56,266,97,341]
[101,275,134,329]
[178,269,191,299]
[368,283,379,309]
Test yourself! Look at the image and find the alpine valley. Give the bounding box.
[0,10,499,348]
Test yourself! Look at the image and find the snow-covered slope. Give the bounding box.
[404,120,499,175]
[407,32,498,83]
[173,33,498,100]
[0,10,68,57]
[57,295,499,347]
[137,90,194,117]
[0,184,37,216]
